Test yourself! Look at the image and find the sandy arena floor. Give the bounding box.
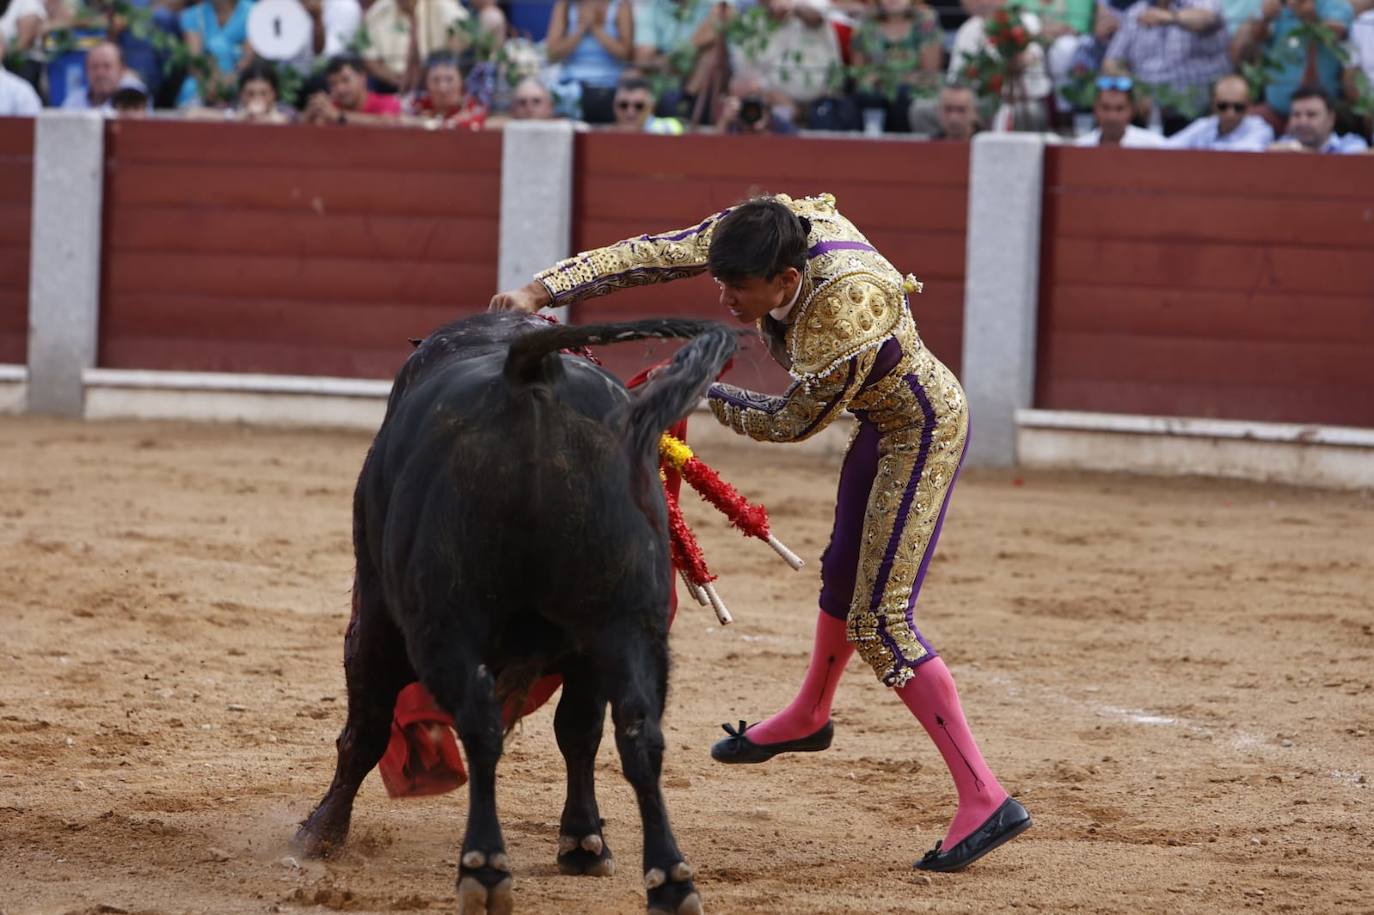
[1,415,1371,915]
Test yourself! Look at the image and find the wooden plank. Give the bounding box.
[97,336,417,378]
[0,163,32,205]
[0,247,28,288]
[0,118,34,157]
[1037,378,1374,427]
[575,176,967,234]
[1041,285,1374,344]
[106,163,502,217]
[106,119,503,172]
[577,133,969,186]
[1043,146,1374,201]
[108,208,498,261]
[0,332,23,364]
[0,204,30,246]
[104,250,497,305]
[102,293,460,349]
[0,287,25,332]
[1047,191,1374,248]
[1039,331,1374,388]
[1050,238,1374,297]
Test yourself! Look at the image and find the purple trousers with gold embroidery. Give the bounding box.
[818,371,970,688]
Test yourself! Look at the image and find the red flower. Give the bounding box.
[992,8,1011,26]
[1009,25,1027,45]
[965,64,979,80]
[987,73,1004,93]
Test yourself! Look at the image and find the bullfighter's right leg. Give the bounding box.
[554,657,615,877]
[296,570,414,858]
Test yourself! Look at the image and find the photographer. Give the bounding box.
[715,72,798,133]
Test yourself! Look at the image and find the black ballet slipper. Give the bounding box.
[709,719,834,764]
[912,797,1032,873]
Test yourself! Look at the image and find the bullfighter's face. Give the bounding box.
[714,267,800,324]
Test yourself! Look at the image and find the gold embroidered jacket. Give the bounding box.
[534,192,938,443]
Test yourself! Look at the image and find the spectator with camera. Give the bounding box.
[1075,73,1168,143]
[634,0,733,112]
[1164,73,1275,147]
[1269,82,1369,148]
[303,52,404,124]
[715,70,798,133]
[546,0,635,123]
[744,0,842,126]
[1232,0,1355,128]
[1100,0,1231,133]
[363,0,469,94]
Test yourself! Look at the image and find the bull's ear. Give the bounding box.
[408,337,424,348]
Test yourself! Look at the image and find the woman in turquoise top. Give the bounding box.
[546,0,634,122]
[177,0,255,106]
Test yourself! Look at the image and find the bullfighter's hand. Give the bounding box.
[488,281,553,313]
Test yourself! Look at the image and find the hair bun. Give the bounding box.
[797,215,813,236]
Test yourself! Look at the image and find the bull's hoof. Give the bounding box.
[458,874,514,915]
[557,833,614,877]
[292,811,347,859]
[645,862,701,915]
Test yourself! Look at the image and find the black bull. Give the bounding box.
[295,313,738,915]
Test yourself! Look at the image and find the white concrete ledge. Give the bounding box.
[1017,409,1374,490]
[0,364,28,415]
[73,367,859,458]
[82,369,390,430]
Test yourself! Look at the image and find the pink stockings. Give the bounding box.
[746,611,1007,848]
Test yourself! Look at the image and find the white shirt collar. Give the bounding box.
[769,274,804,322]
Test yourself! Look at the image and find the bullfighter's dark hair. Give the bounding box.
[707,197,811,284]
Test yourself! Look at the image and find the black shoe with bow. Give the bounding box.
[913,797,1031,873]
[709,719,834,764]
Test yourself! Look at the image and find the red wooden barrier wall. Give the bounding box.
[570,133,969,392]
[1037,147,1374,427]
[99,121,502,379]
[0,118,33,366]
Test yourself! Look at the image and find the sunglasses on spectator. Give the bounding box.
[616,100,647,112]
[1214,101,1247,112]
[1095,75,1133,92]
[512,96,544,106]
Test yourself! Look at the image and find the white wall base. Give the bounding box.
[72,368,858,459]
[1017,409,1374,490]
[0,365,27,414]
[82,369,390,431]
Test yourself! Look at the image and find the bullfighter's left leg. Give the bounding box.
[846,369,1030,869]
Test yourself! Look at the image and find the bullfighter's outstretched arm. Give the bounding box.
[532,209,732,307]
[706,347,879,443]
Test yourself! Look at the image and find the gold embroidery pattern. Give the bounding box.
[845,352,967,688]
[708,347,878,443]
[536,218,722,304]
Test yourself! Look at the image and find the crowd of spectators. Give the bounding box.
[0,0,1370,151]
